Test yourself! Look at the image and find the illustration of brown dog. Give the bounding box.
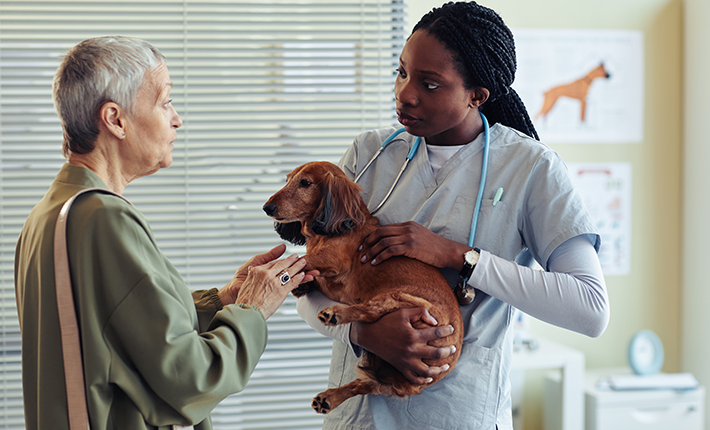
[262,161,463,414]
[536,63,610,121]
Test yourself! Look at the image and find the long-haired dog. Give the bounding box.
[262,161,463,414]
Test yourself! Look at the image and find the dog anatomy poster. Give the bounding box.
[567,162,632,276]
[513,29,644,143]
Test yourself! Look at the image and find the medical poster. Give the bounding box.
[567,162,632,276]
[512,29,644,143]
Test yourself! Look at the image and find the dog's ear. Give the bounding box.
[311,171,368,237]
[274,221,306,246]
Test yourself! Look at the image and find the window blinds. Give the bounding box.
[0,1,406,428]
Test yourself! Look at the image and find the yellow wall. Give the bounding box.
[406,1,683,428]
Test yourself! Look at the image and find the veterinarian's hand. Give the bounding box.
[359,221,469,270]
[351,307,456,385]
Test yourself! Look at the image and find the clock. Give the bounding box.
[628,329,664,375]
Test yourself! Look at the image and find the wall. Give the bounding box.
[406,1,683,429]
[683,1,710,430]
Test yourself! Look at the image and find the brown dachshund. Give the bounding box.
[262,161,464,414]
[536,63,611,122]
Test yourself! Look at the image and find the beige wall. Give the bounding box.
[406,1,684,429]
[683,1,710,430]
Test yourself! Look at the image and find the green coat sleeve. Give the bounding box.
[69,194,268,427]
[192,289,224,333]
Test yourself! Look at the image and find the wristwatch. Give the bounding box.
[454,247,480,306]
[459,247,481,281]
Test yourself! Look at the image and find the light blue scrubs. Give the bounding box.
[319,124,599,430]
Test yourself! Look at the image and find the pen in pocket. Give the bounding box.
[492,187,504,206]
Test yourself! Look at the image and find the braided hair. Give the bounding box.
[412,1,539,140]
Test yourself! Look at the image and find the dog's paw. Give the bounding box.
[312,394,331,414]
[290,284,307,298]
[318,308,339,326]
[291,280,316,298]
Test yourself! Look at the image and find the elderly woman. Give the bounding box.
[14,36,315,430]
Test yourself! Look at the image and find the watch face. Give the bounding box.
[465,250,479,265]
[628,330,664,375]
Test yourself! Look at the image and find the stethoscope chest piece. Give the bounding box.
[454,283,475,306]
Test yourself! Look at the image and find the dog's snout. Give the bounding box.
[263,203,278,217]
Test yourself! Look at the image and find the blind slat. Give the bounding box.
[0,1,406,428]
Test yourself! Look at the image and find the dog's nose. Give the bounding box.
[263,203,278,217]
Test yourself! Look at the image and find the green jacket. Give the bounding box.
[15,163,268,429]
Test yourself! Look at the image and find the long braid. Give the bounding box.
[413,1,539,140]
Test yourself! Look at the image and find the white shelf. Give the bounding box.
[545,367,705,430]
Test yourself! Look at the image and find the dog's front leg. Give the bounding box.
[318,292,432,326]
[312,379,381,414]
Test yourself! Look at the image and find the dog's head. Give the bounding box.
[263,161,369,244]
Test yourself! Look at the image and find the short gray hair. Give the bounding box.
[52,36,166,157]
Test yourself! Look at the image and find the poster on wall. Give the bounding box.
[512,28,644,143]
[567,162,632,276]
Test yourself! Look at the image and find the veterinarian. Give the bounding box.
[297,2,610,429]
[14,36,316,430]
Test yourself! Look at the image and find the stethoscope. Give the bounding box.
[354,112,490,249]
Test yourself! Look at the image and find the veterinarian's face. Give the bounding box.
[123,64,182,178]
[394,30,482,146]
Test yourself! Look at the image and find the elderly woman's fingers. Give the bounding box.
[246,243,287,267]
[218,245,291,306]
[235,255,310,319]
[270,255,308,285]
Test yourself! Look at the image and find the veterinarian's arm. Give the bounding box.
[472,235,609,337]
[358,222,609,337]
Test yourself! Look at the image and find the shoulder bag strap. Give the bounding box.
[54,188,129,429]
[54,188,194,430]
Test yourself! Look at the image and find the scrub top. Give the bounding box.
[314,123,599,430]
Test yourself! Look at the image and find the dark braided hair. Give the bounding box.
[412,1,539,140]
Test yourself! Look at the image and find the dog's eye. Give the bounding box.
[299,179,312,187]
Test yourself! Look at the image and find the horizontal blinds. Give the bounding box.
[0,1,406,428]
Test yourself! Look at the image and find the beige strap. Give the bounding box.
[55,188,118,429]
[54,188,193,430]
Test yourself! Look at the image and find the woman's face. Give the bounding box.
[123,63,182,178]
[394,30,484,146]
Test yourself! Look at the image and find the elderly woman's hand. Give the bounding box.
[219,244,317,319]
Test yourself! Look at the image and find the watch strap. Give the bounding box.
[458,247,481,282]
[454,247,480,306]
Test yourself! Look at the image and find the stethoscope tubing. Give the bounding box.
[469,112,490,247]
[355,112,490,248]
